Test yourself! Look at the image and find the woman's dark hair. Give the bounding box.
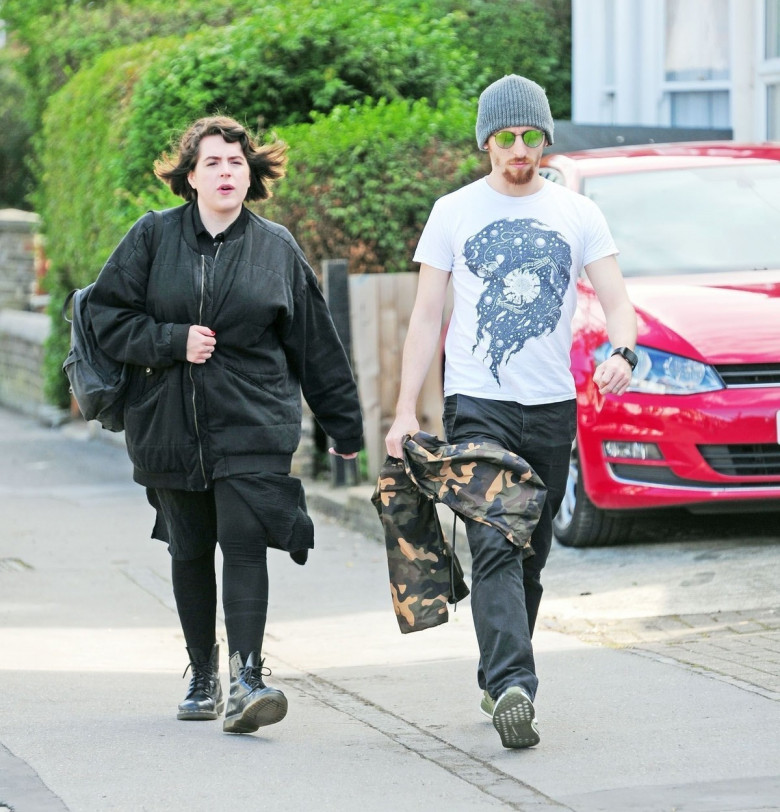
[154,115,288,202]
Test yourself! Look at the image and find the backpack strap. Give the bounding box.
[62,288,78,324]
[149,209,165,260]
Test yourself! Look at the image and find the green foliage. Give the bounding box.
[0,52,34,209]
[262,97,488,275]
[0,0,261,227]
[35,38,179,407]
[120,0,481,201]
[430,0,572,119]
[1,0,259,125]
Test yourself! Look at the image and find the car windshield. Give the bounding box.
[582,163,780,276]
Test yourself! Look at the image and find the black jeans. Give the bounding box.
[443,394,576,701]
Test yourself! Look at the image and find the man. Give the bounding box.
[385,75,637,749]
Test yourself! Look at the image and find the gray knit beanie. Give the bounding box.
[475,74,554,150]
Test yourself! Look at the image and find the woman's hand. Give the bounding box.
[328,448,358,460]
[187,325,216,363]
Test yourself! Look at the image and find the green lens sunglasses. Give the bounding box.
[494,129,545,149]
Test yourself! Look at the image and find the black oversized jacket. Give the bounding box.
[89,203,363,490]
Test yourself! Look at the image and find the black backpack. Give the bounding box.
[62,211,163,432]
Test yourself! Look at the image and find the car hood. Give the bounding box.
[624,270,780,364]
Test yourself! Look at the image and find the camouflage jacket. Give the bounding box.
[371,431,547,634]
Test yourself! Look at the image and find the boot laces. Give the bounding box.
[182,661,214,691]
[243,660,271,689]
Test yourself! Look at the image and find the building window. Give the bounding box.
[768,83,780,139]
[767,0,780,59]
[670,90,730,127]
[664,0,730,127]
[665,0,729,81]
[604,0,616,86]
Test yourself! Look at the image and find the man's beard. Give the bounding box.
[502,163,536,186]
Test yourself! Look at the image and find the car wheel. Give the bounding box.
[553,442,633,547]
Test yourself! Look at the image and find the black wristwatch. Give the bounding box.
[611,346,638,371]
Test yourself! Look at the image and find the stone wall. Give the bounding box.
[0,210,63,423]
[0,209,41,310]
[0,309,65,423]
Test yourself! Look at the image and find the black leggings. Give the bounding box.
[149,485,269,661]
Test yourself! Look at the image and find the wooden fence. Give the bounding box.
[349,272,450,481]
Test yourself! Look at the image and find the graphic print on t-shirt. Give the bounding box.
[463,217,572,384]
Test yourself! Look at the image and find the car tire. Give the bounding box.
[553,442,633,547]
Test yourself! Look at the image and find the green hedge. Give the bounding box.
[0,52,33,209]
[36,2,482,406]
[120,0,481,203]
[432,0,572,119]
[1,0,260,209]
[263,96,488,275]
[1,0,259,125]
[36,38,180,408]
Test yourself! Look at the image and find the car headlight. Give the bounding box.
[595,343,724,394]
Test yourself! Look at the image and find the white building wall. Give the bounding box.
[572,0,775,142]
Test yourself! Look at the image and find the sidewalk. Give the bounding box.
[1,408,779,811]
[307,478,780,703]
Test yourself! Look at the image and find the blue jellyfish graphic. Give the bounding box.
[463,218,572,384]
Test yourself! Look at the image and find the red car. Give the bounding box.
[540,142,780,546]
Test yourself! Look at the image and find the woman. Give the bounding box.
[89,116,363,734]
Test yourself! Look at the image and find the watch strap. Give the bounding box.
[611,346,638,371]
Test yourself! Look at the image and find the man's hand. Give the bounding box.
[385,413,420,459]
[593,354,633,395]
[187,325,216,363]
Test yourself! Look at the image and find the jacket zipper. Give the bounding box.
[190,252,211,489]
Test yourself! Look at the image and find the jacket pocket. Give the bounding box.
[217,364,295,427]
[224,363,286,393]
[125,376,168,443]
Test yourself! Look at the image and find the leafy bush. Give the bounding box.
[120,0,481,202]
[0,0,259,207]
[262,96,488,274]
[431,0,572,119]
[1,0,259,125]
[35,1,480,406]
[0,53,34,209]
[35,38,179,407]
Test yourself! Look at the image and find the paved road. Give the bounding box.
[1,407,779,811]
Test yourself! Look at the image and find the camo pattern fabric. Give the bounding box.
[403,431,547,553]
[372,456,470,634]
[372,432,547,634]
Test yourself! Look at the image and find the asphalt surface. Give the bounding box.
[1,406,779,812]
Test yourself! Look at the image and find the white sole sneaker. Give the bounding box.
[492,686,540,748]
[479,690,495,720]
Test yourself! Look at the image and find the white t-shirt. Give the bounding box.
[414,177,618,404]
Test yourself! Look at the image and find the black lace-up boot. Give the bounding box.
[177,644,224,721]
[223,651,288,734]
